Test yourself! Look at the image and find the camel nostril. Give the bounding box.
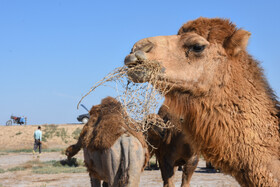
[124,54,137,65]
[141,43,154,53]
[135,50,147,61]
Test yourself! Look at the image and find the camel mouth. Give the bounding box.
[125,60,144,68]
[125,60,163,83]
[125,60,178,95]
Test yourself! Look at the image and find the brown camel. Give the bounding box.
[124,17,280,186]
[65,97,149,187]
[146,105,199,187]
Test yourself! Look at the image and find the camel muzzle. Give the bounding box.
[124,50,151,83]
[124,50,147,66]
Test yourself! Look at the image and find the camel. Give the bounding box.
[146,105,199,187]
[124,17,280,186]
[65,97,149,187]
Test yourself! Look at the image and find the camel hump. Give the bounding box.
[82,96,148,152]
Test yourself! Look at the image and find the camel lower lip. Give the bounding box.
[126,68,150,83]
[125,60,163,83]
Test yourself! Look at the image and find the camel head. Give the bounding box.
[124,17,251,97]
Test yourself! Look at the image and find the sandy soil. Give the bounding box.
[0,124,240,187]
[0,151,240,187]
[0,124,82,150]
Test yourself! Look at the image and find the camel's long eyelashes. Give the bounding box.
[185,44,206,57]
[191,44,206,53]
[184,43,206,57]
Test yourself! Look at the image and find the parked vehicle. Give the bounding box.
[206,162,214,169]
[6,115,26,126]
[77,104,90,124]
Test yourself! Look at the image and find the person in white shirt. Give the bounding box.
[33,126,42,155]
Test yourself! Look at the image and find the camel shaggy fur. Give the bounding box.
[147,105,199,187]
[124,17,280,186]
[65,97,149,187]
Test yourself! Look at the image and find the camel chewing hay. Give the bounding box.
[78,62,173,132]
[124,17,280,187]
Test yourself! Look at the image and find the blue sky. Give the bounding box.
[0,0,279,125]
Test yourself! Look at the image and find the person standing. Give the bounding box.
[33,126,42,156]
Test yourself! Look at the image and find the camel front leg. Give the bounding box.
[102,182,108,187]
[90,176,101,187]
[159,158,177,187]
[181,155,199,187]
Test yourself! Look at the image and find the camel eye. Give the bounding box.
[191,44,205,53]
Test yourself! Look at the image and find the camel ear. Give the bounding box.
[224,29,251,56]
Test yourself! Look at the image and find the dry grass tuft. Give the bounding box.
[78,62,174,132]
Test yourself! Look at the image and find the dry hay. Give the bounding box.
[77,61,173,133]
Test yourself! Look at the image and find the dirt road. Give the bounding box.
[0,151,240,187]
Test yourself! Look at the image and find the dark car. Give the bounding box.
[77,104,90,124]
[77,113,90,124]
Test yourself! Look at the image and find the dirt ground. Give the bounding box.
[0,151,240,187]
[0,124,240,187]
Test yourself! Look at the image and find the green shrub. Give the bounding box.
[42,158,84,167]
[44,148,64,152]
[42,125,58,142]
[3,157,86,175]
[72,128,82,140]
[3,148,63,153]
[59,128,69,143]
[32,166,86,174]
[5,149,33,153]
[0,168,5,173]
[15,131,22,136]
[42,125,70,143]
[7,166,27,172]
[32,158,86,174]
